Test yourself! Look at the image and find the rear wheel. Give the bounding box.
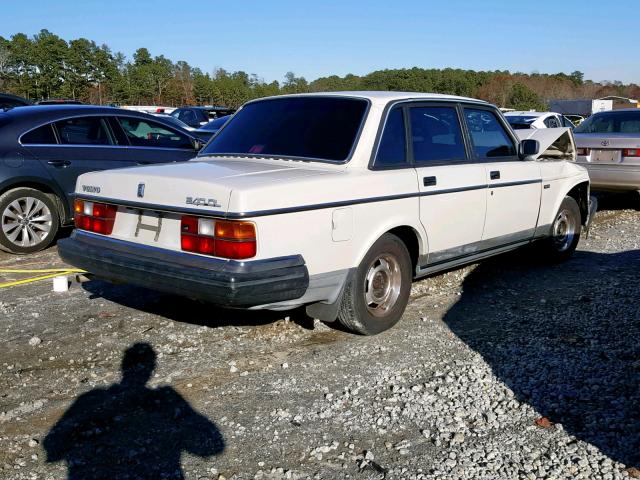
[539,196,581,262]
[338,233,412,335]
[0,187,60,254]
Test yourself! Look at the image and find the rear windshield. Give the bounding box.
[575,111,640,134]
[200,97,368,162]
[506,116,537,129]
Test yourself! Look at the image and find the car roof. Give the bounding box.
[504,111,553,118]
[4,104,192,124]
[0,105,195,144]
[246,91,488,107]
[591,108,640,114]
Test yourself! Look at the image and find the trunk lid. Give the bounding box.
[75,158,334,215]
[574,133,640,164]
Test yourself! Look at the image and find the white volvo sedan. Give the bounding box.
[58,92,595,335]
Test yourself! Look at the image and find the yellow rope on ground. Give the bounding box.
[0,268,86,289]
[0,268,85,274]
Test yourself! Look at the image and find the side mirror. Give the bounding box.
[192,138,204,151]
[519,139,539,159]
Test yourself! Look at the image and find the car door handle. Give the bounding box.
[136,161,152,165]
[490,170,500,180]
[47,160,71,168]
[423,176,437,186]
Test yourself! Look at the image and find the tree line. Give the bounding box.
[1,30,638,110]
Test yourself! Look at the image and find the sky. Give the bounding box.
[3,0,638,84]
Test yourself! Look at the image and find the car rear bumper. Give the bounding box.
[576,162,640,190]
[58,231,309,308]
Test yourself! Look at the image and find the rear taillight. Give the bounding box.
[576,147,591,156]
[74,199,117,235]
[623,148,640,157]
[181,216,256,259]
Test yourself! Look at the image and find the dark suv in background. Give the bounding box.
[0,105,202,253]
[170,106,235,128]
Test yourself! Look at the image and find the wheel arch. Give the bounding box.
[565,180,590,226]
[355,222,428,276]
[0,177,70,224]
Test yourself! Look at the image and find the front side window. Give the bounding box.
[410,106,466,163]
[55,117,112,145]
[464,108,516,158]
[21,124,57,144]
[201,97,368,162]
[118,117,193,149]
[374,108,406,167]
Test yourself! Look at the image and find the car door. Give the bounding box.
[23,115,133,200]
[462,106,542,244]
[408,103,487,266]
[111,115,198,164]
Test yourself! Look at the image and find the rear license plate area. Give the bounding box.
[590,149,620,163]
[130,209,164,242]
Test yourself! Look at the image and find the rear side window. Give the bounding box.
[544,116,560,128]
[374,108,406,167]
[21,124,57,145]
[177,109,198,125]
[410,106,466,163]
[118,117,193,149]
[463,109,516,158]
[55,117,112,145]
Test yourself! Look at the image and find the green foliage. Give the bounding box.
[507,83,546,111]
[0,30,635,110]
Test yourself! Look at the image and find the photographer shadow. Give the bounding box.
[44,343,224,479]
[442,248,640,467]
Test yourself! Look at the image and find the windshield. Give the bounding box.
[575,111,640,134]
[200,115,231,132]
[200,97,369,162]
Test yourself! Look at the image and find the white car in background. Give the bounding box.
[58,92,594,335]
[505,111,575,130]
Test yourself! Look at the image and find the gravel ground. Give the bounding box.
[0,193,638,480]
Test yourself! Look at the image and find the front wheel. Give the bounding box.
[538,196,581,262]
[337,233,412,335]
[0,187,60,254]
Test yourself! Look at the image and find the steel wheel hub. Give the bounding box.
[552,209,576,252]
[364,253,402,317]
[1,197,52,247]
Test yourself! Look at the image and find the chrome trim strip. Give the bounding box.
[75,194,228,218]
[488,179,542,189]
[23,143,196,152]
[77,183,487,219]
[76,179,540,219]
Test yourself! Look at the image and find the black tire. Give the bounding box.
[337,233,412,335]
[0,187,60,254]
[538,196,581,262]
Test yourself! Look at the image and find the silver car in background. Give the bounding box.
[573,109,640,191]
